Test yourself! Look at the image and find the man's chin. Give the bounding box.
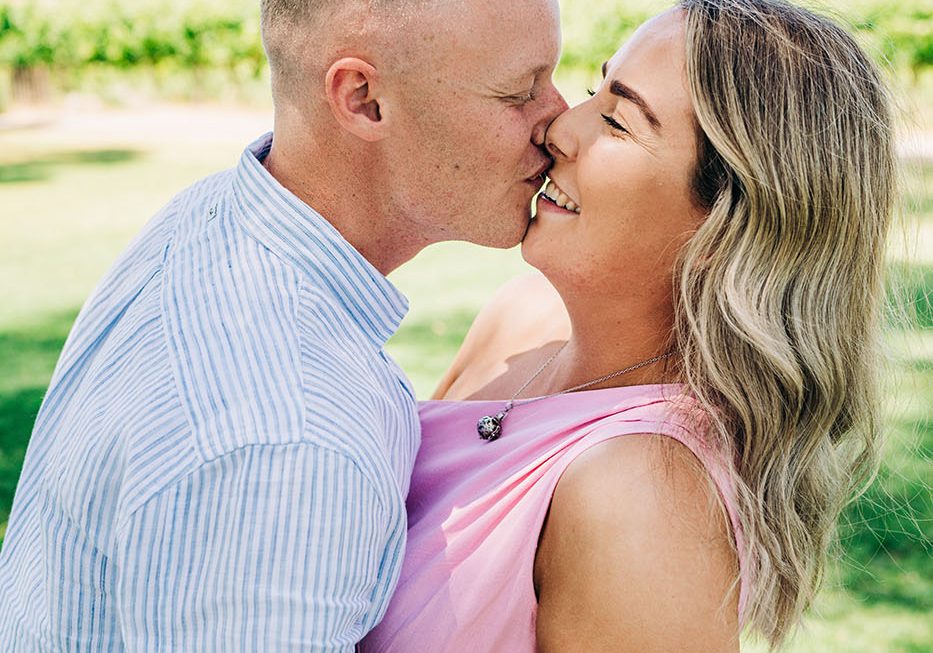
[520,212,539,242]
[502,215,534,249]
[466,211,531,249]
[475,231,525,250]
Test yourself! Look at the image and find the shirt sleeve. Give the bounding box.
[112,442,404,651]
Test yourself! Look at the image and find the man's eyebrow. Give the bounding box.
[504,64,551,88]
[609,80,662,131]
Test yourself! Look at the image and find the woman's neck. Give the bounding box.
[527,292,677,397]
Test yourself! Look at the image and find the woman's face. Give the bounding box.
[522,10,704,307]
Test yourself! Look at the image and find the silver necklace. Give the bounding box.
[476,343,674,441]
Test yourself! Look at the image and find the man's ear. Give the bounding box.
[325,58,388,142]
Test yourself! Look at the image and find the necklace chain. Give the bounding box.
[476,343,675,441]
[505,342,569,409]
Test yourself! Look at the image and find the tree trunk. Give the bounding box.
[11,64,52,105]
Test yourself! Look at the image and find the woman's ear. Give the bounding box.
[324,57,388,142]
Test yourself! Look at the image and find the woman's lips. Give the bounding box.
[536,192,580,216]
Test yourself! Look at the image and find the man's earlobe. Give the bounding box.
[325,58,387,142]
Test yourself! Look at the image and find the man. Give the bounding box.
[0,0,566,649]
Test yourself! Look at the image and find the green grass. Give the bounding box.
[0,106,930,650]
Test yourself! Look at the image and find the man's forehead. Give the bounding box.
[391,0,559,89]
[457,7,559,56]
[430,0,560,46]
[498,62,554,85]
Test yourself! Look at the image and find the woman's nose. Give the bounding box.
[545,113,573,161]
[532,84,570,147]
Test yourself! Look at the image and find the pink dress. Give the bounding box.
[360,384,749,652]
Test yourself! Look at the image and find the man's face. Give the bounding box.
[383,0,568,248]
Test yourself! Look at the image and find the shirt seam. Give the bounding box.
[158,189,209,474]
[227,208,354,351]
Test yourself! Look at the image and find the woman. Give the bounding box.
[362,0,896,650]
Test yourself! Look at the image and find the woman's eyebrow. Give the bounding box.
[609,80,662,131]
[600,61,662,132]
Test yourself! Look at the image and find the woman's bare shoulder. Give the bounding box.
[432,272,569,399]
[475,271,566,339]
[535,435,740,652]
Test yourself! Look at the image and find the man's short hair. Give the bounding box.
[260,0,425,105]
[260,0,331,103]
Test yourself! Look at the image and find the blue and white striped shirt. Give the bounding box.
[0,133,421,651]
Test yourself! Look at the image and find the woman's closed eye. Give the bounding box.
[601,113,629,135]
[587,89,629,135]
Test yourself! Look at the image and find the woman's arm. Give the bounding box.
[432,272,569,399]
[534,435,741,652]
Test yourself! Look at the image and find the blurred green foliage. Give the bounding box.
[0,0,265,81]
[0,0,930,92]
[559,0,933,79]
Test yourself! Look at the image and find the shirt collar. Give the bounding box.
[231,132,409,349]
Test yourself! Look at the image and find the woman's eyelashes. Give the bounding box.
[601,113,629,135]
[587,88,628,135]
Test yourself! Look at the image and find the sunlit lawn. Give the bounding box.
[0,106,929,651]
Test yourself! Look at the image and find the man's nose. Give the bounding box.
[532,87,570,147]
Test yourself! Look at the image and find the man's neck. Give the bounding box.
[262,138,430,276]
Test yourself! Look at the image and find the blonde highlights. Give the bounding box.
[673,0,897,647]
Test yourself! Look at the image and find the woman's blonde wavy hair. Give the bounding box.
[671,0,897,648]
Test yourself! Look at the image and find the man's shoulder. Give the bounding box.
[77,169,237,307]
[156,164,416,469]
[162,249,304,459]
[164,275,411,453]
[166,168,236,218]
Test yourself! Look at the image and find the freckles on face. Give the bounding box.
[383,0,565,246]
[439,105,532,200]
[577,140,699,282]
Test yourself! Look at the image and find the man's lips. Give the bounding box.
[525,159,552,184]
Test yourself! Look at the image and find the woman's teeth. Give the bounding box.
[543,180,581,214]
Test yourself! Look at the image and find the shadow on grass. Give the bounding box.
[0,388,47,525]
[0,309,78,527]
[0,149,144,184]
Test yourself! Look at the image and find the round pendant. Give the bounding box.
[477,412,505,441]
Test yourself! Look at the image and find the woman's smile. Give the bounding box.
[539,177,582,213]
